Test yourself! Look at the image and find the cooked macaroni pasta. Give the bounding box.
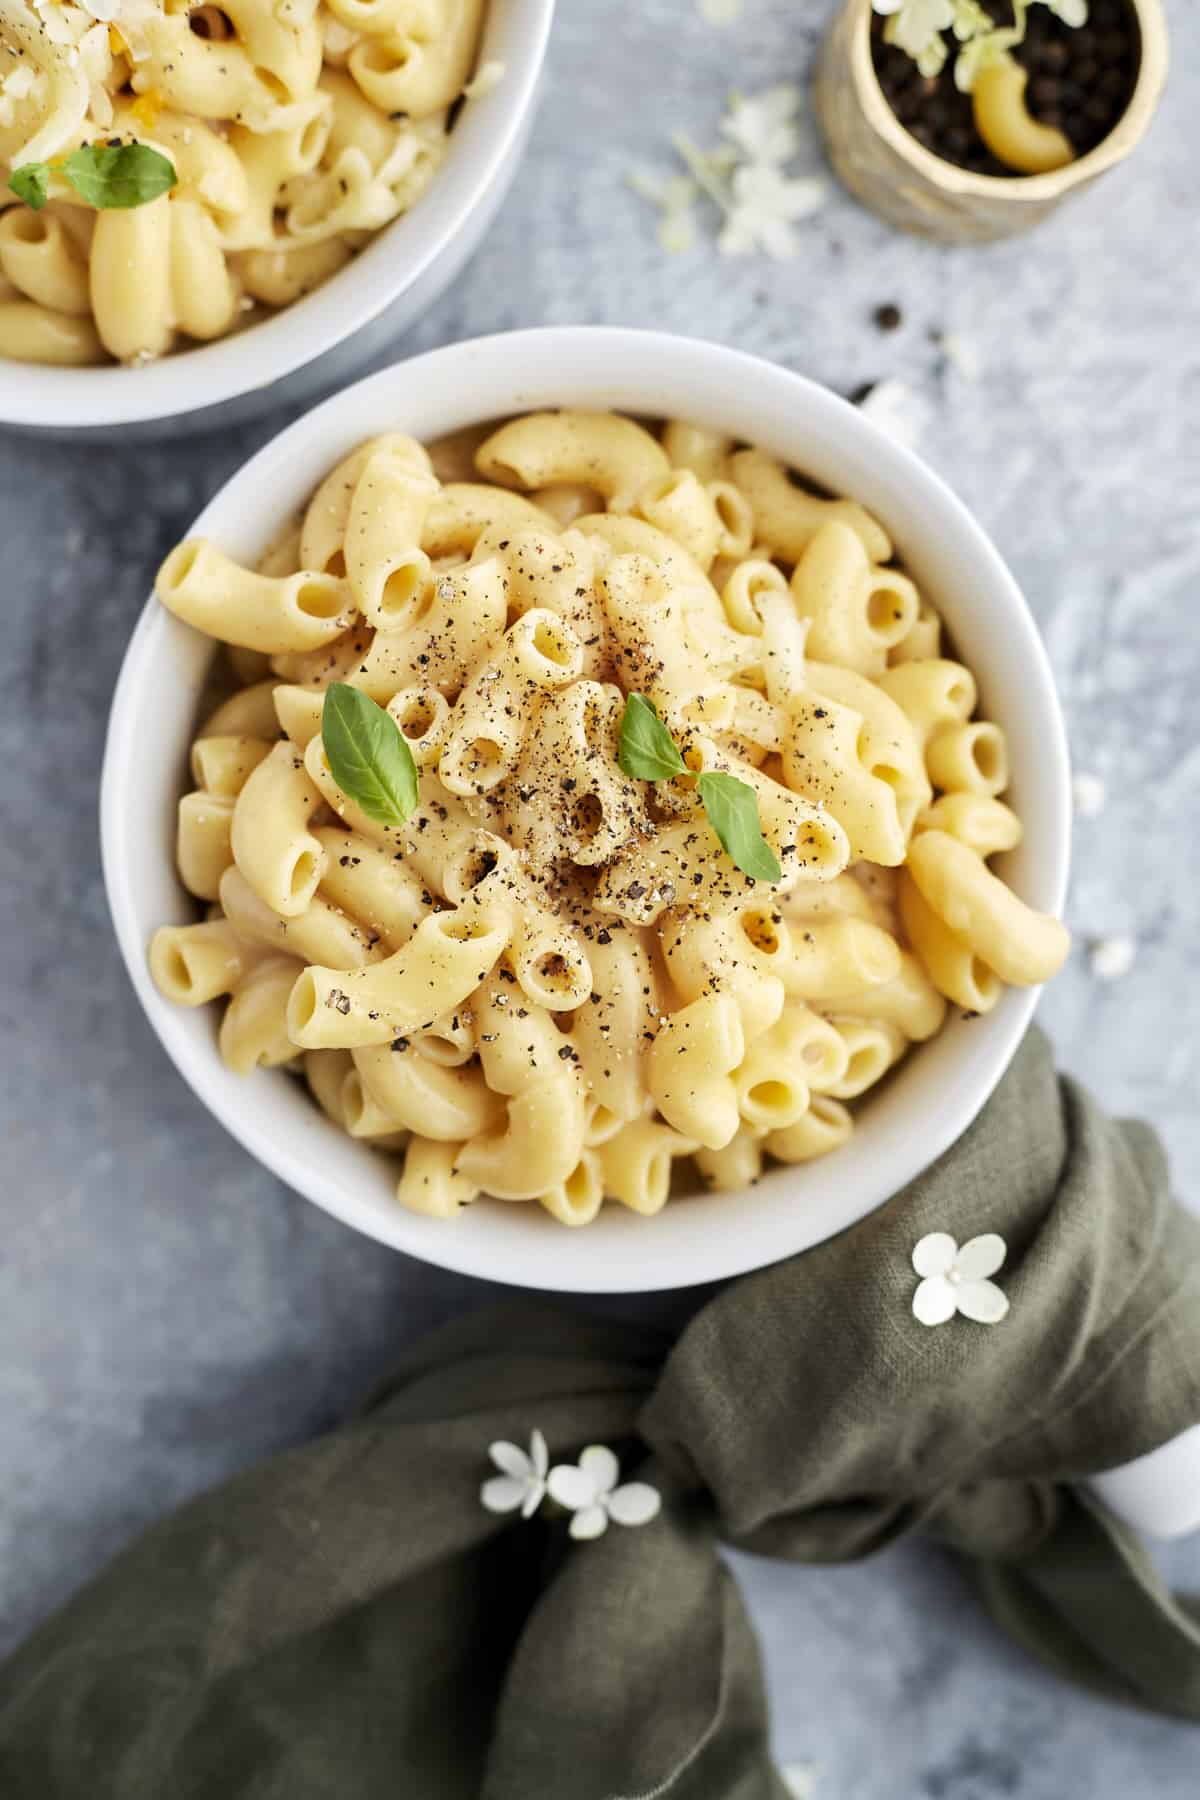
[0,0,489,365]
[150,410,1071,1224]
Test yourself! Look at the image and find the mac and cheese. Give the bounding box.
[0,0,488,365]
[151,410,1071,1225]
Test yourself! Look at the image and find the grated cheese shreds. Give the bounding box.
[129,83,163,130]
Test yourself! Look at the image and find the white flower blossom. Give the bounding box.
[718,162,828,260]
[481,1428,549,1518]
[635,78,827,262]
[912,1232,1010,1326]
[719,84,802,166]
[856,379,932,451]
[876,0,955,64]
[546,1444,662,1540]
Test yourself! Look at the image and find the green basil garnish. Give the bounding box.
[321,683,419,828]
[8,141,177,214]
[695,770,782,884]
[8,162,50,211]
[617,692,687,782]
[616,693,782,883]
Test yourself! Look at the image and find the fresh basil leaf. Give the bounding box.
[9,163,50,210]
[62,142,176,210]
[697,771,782,884]
[322,683,418,828]
[618,692,687,782]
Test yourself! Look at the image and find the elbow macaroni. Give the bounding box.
[149,410,1070,1223]
[0,0,491,366]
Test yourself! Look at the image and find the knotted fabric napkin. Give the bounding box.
[2,1030,1199,1798]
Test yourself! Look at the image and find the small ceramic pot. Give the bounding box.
[814,0,1169,243]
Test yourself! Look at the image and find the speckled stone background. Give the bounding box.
[1,2,1198,1793]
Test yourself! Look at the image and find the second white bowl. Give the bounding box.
[101,327,1071,1292]
[0,0,555,437]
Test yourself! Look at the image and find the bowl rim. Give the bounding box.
[100,325,1072,1293]
[0,0,555,431]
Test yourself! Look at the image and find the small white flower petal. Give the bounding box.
[913,1275,958,1327]
[775,175,830,220]
[481,1475,529,1514]
[578,1444,621,1498]
[606,1482,662,1528]
[888,0,955,61]
[717,215,757,257]
[1089,935,1137,982]
[659,211,695,254]
[917,34,950,79]
[759,83,803,122]
[661,175,698,210]
[627,167,667,205]
[955,1233,1007,1282]
[520,1478,547,1520]
[530,1428,549,1479]
[547,1464,598,1511]
[719,85,802,164]
[569,1505,609,1541]
[729,162,778,207]
[912,1232,958,1278]
[488,1440,532,1480]
[955,1278,1010,1325]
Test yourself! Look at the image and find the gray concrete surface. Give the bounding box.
[1,1,1197,1792]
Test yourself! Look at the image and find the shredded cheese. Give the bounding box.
[129,83,163,130]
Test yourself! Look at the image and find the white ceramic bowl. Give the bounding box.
[101,327,1072,1293]
[0,0,554,437]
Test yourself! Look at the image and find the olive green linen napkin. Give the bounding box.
[2,1029,1199,1798]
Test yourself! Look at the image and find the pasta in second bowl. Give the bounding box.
[102,328,1072,1291]
[0,0,553,431]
